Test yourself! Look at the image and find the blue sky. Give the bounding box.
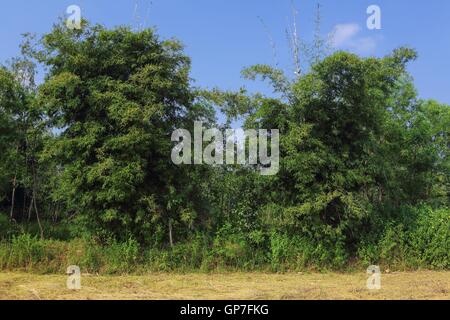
[0,0,449,105]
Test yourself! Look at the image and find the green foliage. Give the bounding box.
[3,234,44,269]
[268,232,347,271]
[103,238,140,274]
[0,20,448,273]
[358,205,449,269]
[0,67,26,203]
[0,234,67,272]
[35,22,213,244]
[0,214,21,240]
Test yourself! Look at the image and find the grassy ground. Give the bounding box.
[0,271,448,300]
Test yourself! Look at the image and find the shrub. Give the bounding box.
[357,205,449,270]
[0,214,21,240]
[7,234,46,269]
[103,238,140,274]
[408,206,449,268]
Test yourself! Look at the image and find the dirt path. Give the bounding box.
[0,271,448,300]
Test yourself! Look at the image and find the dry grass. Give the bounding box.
[0,271,448,300]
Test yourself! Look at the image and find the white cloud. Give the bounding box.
[330,23,379,54]
[351,36,377,53]
[331,23,361,47]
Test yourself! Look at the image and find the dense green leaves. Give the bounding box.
[208,48,448,266]
[34,23,211,243]
[0,22,448,270]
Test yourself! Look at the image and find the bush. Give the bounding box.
[66,238,103,273]
[211,223,251,269]
[103,238,140,274]
[24,221,73,241]
[269,232,348,271]
[358,205,449,270]
[0,205,447,273]
[408,206,449,268]
[0,214,21,240]
[7,234,46,269]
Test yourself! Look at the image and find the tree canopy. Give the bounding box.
[0,21,448,271]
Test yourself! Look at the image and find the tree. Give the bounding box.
[0,67,24,213]
[0,38,47,237]
[209,48,425,255]
[36,21,214,244]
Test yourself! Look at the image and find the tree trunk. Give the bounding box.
[31,161,44,239]
[168,219,173,248]
[33,192,44,239]
[9,175,16,221]
[53,202,59,223]
[27,195,34,222]
[22,191,26,218]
